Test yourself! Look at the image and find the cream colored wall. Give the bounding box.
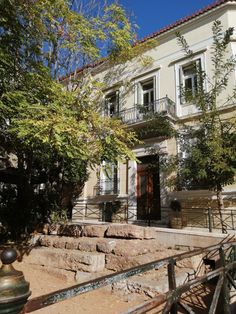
[119,162,127,195]
[83,166,98,199]
[95,6,236,116]
[78,4,236,202]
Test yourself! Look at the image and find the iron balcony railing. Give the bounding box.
[95,178,119,196]
[114,96,176,125]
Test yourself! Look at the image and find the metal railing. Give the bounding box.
[114,96,176,125]
[180,207,236,233]
[15,240,236,313]
[72,204,236,232]
[95,178,119,196]
[72,202,130,223]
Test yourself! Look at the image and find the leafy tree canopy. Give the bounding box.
[175,21,236,232]
[0,0,145,236]
[176,21,236,192]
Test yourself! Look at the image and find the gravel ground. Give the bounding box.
[15,262,147,314]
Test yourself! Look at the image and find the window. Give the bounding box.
[180,59,201,103]
[105,91,119,117]
[142,80,154,107]
[99,161,119,195]
[175,53,206,117]
[136,77,156,117]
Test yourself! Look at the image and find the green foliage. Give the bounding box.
[134,114,175,140]
[0,0,139,236]
[50,208,68,224]
[176,21,236,193]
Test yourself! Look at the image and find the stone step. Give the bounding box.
[38,235,165,256]
[23,247,105,273]
[43,223,158,239]
[113,267,194,297]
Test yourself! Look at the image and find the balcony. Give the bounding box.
[95,178,119,196]
[115,96,176,125]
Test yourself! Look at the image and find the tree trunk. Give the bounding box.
[216,187,227,234]
[15,152,34,237]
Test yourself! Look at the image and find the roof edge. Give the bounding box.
[60,0,236,81]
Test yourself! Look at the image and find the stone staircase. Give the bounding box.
[22,224,202,297]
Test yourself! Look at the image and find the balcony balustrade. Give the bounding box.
[113,96,176,125]
[95,178,119,196]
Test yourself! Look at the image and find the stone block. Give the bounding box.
[97,239,117,253]
[105,253,160,272]
[24,247,105,272]
[106,224,146,239]
[57,224,83,237]
[113,239,159,257]
[39,235,69,249]
[65,238,80,250]
[77,238,97,252]
[38,235,54,247]
[52,236,68,249]
[83,225,108,237]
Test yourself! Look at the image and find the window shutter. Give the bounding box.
[104,97,109,116]
[153,75,156,101]
[115,90,120,113]
[137,82,142,105]
[179,67,184,104]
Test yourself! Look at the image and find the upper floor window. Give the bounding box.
[180,59,201,104]
[136,76,157,115]
[141,79,154,106]
[104,91,119,117]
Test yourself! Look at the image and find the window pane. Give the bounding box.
[143,93,149,105]
[183,63,196,76]
[105,92,118,116]
[142,82,153,91]
[185,77,193,90]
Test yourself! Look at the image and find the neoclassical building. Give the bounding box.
[71,0,236,225]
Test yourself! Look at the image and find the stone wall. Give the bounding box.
[24,224,203,276]
[21,223,232,296]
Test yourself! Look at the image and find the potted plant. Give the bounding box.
[169,199,182,229]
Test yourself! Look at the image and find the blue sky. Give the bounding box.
[119,0,216,39]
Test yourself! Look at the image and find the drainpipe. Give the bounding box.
[126,158,129,223]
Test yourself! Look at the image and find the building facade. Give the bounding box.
[72,0,236,224]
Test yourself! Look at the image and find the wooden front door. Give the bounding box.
[137,156,161,220]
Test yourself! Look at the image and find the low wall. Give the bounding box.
[153,227,234,248]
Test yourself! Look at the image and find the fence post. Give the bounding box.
[207,207,213,233]
[102,202,106,222]
[148,207,151,227]
[0,248,31,314]
[167,259,178,314]
[231,210,234,230]
[219,246,231,314]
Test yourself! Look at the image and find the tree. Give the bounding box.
[0,0,144,236]
[176,21,236,233]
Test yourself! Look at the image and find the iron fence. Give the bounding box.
[72,204,236,232]
[72,202,133,223]
[181,207,236,233]
[20,240,236,313]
